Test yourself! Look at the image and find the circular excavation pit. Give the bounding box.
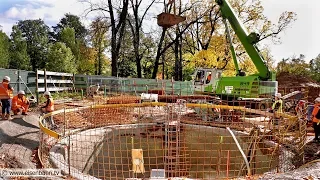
[43,102,303,180]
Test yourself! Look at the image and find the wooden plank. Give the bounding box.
[38,87,72,92]
[131,149,145,174]
[37,79,73,84]
[37,70,73,77]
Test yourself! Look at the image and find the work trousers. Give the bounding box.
[12,104,29,114]
[307,105,314,122]
[41,110,55,128]
[1,99,11,114]
[313,122,320,140]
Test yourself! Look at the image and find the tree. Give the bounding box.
[309,54,320,82]
[118,19,136,77]
[0,30,10,68]
[78,44,96,75]
[60,27,81,68]
[276,54,310,77]
[54,14,88,72]
[117,17,156,78]
[140,35,157,78]
[90,17,108,75]
[84,0,129,76]
[52,14,87,42]
[46,42,76,73]
[16,19,50,71]
[152,0,207,79]
[127,0,156,78]
[9,25,30,70]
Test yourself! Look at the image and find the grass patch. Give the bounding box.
[37,91,83,103]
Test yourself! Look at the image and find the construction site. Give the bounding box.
[31,75,316,180]
[35,0,320,178]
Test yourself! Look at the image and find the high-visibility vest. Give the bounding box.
[312,103,320,123]
[0,82,13,99]
[46,98,54,112]
[272,99,283,113]
[12,95,28,109]
[207,74,212,81]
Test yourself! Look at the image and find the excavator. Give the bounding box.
[191,0,278,108]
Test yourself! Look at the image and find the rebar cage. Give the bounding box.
[39,79,307,180]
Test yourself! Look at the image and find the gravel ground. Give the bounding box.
[0,113,40,168]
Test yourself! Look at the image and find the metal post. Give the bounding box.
[36,69,39,105]
[72,73,76,93]
[63,107,66,136]
[104,86,106,97]
[17,70,20,92]
[68,134,71,176]
[44,69,47,92]
[171,77,174,95]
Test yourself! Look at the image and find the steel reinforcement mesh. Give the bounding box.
[39,94,307,180]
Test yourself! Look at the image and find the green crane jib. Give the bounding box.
[216,0,272,81]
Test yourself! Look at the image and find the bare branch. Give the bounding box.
[139,0,156,29]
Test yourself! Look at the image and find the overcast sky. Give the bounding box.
[0,0,319,63]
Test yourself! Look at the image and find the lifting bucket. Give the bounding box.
[157,12,186,28]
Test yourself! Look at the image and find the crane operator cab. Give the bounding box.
[192,68,222,93]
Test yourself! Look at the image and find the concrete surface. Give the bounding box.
[0,113,40,168]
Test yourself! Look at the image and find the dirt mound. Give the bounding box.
[304,140,320,164]
[277,72,320,101]
[277,72,320,87]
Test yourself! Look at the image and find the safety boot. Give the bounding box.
[6,114,12,120]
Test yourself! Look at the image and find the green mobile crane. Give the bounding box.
[192,0,278,102]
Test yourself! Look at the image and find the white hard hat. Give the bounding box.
[275,93,281,98]
[315,97,320,103]
[44,91,51,96]
[3,76,10,81]
[18,90,25,95]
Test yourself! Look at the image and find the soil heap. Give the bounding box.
[277,72,320,88]
[277,72,320,101]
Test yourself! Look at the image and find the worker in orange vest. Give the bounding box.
[0,76,14,120]
[41,91,56,129]
[206,73,212,84]
[311,97,320,142]
[41,91,54,113]
[12,90,29,115]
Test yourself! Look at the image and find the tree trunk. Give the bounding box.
[108,0,129,77]
[98,43,102,75]
[135,23,141,78]
[179,35,183,80]
[111,30,118,76]
[161,52,165,79]
[152,28,167,79]
[174,32,179,81]
[136,56,142,78]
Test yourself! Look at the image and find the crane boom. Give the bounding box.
[216,0,272,81]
